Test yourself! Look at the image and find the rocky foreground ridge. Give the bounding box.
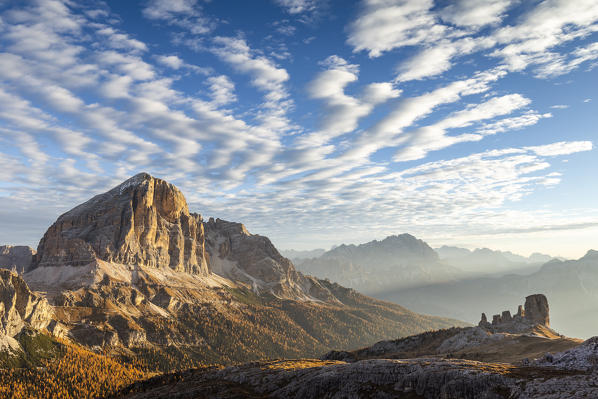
[116,295,597,398]
[0,173,463,367]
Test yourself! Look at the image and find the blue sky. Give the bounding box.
[0,0,597,257]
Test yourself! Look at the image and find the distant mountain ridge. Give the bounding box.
[289,236,561,295]
[280,248,326,260]
[0,245,35,274]
[436,245,558,274]
[294,234,459,293]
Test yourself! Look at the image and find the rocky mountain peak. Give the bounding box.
[25,173,336,303]
[30,173,208,275]
[581,249,598,260]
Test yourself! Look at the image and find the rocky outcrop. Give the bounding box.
[116,357,598,399]
[478,294,550,331]
[535,336,598,370]
[524,294,549,326]
[30,173,209,275]
[204,217,337,301]
[0,246,35,273]
[0,269,53,337]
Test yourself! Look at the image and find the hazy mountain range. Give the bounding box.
[381,250,598,339]
[288,236,598,338]
[290,236,559,293]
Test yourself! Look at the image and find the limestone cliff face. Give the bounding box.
[204,218,338,302]
[30,173,209,275]
[0,246,35,273]
[0,269,53,337]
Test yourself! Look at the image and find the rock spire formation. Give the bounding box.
[524,293,550,326]
[30,173,209,275]
[478,294,550,330]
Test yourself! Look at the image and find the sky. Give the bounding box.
[0,0,597,258]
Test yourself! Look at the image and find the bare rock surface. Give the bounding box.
[0,245,35,273]
[31,173,209,275]
[0,269,54,338]
[204,217,337,302]
[535,336,598,371]
[524,294,550,326]
[115,358,598,399]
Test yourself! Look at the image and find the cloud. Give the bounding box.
[394,94,533,161]
[95,26,147,52]
[475,111,552,135]
[347,0,446,57]
[142,0,215,34]
[211,36,289,103]
[396,45,456,81]
[156,54,184,69]
[303,55,400,145]
[527,141,593,156]
[439,0,515,28]
[0,0,596,254]
[533,42,598,78]
[491,0,598,73]
[142,0,197,20]
[273,0,317,14]
[206,75,237,105]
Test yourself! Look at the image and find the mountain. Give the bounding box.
[435,245,556,275]
[379,250,598,339]
[115,294,595,399]
[9,173,463,368]
[280,248,326,261]
[0,246,35,274]
[294,234,460,293]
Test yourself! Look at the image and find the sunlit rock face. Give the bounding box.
[30,173,209,275]
[0,269,53,337]
[204,217,339,302]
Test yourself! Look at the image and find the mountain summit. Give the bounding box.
[32,173,209,275]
